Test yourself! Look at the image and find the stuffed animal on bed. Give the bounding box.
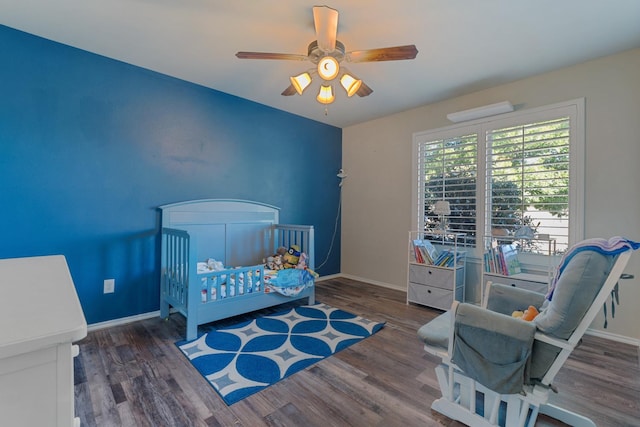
[264,247,288,270]
[283,245,301,268]
[264,256,276,270]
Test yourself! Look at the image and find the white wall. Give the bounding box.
[341,48,640,343]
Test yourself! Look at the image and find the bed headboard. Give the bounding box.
[159,199,280,266]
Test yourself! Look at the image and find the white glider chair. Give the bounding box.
[417,237,638,427]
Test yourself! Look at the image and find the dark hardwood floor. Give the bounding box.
[74,277,640,426]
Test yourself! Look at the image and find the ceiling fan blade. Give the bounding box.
[313,6,338,52]
[346,45,419,63]
[356,82,373,97]
[236,52,308,61]
[281,84,297,96]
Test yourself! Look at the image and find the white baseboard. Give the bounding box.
[87,275,338,332]
[87,274,640,349]
[338,273,405,292]
[584,327,640,347]
[334,274,639,348]
[315,273,341,282]
[87,311,161,332]
[87,275,342,332]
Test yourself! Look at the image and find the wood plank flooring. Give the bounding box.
[74,277,640,426]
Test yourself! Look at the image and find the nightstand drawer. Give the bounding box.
[409,264,461,290]
[408,282,463,311]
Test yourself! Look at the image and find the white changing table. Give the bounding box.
[0,255,87,427]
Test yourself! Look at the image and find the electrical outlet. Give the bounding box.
[104,279,115,294]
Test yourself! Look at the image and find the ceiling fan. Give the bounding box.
[235,5,418,105]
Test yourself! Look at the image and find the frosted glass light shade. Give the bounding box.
[290,72,312,95]
[317,85,335,104]
[340,73,362,97]
[317,56,339,80]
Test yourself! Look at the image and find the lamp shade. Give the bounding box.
[317,56,339,81]
[290,72,312,95]
[340,72,362,97]
[433,200,451,215]
[316,85,335,104]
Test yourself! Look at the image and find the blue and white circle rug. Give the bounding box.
[176,303,385,405]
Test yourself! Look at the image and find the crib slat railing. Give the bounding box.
[275,224,315,270]
[162,228,190,305]
[198,265,265,303]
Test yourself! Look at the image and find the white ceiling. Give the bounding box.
[2,1,640,128]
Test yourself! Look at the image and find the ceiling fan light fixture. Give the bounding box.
[340,72,362,97]
[290,72,312,95]
[317,56,339,81]
[317,85,335,104]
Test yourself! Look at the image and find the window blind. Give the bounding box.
[486,117,570,248]
[417,133,478,240]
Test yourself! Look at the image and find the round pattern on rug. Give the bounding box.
[177,303,385,405]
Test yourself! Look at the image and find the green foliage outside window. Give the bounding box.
[422,117,570,246]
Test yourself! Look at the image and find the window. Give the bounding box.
[412,99,584,253]
[415,133,478,238]
[486,117,571,249]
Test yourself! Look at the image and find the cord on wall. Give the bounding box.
[315,169,344,271]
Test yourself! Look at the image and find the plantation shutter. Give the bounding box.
[485,117,570,245]
[416,133,478,239]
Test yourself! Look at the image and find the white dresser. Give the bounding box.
[0,255,87,427]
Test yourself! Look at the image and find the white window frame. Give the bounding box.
[412,98,585,254]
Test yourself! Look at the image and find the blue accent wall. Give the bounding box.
[0,25,342,324]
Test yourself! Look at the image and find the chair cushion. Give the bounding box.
[534,250,613,339]
[485,283,546,316]
[417,311,451,350]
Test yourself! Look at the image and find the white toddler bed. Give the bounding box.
[159,199,316,340]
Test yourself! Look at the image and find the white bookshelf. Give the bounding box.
[407,230,466,310]
[481,234,557,304]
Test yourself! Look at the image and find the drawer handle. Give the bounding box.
[428,270,432,275]
[427,289,431,293]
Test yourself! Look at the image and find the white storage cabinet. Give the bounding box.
[0,255,87,427]
[481,235,557,303]
[407,231,466,311]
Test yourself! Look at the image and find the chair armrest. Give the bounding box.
[451,303,537,394]
[485,283,546,316]
[534,331,572,350]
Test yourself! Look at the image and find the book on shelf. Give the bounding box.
[501,244,522,275]
[484,243,521,276]
[433,249,464,267]
[411,239,439,265]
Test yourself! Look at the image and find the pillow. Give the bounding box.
[534,250,613,339]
